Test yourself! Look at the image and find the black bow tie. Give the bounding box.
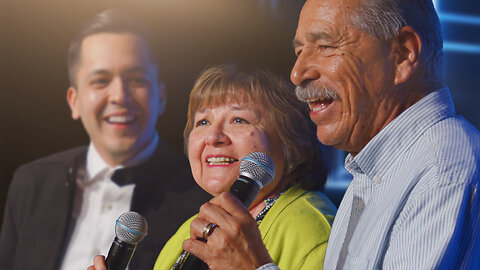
[109,147,159,186]
[111,167,137,186]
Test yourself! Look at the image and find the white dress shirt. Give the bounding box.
[324,88,480,269]
[60,135,159,270]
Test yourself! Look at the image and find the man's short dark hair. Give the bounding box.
[67,9,157,87]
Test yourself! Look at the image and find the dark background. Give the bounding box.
[1,0,479,222]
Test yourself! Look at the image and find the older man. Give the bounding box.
[0,10,210,270]
[291,0,480,269]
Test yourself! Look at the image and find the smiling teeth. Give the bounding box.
[108,115,134,123]
[207,157,238,165]
[311,104,328,111]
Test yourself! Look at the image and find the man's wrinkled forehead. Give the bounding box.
[299,0,360,24]
[295,0,361,41]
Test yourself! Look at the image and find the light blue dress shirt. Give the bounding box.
[324,88,480,269]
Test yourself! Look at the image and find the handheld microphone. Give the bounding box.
[105,211,148,270]
[174,152,275,270]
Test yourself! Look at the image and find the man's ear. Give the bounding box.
[157,82,167,115]
[393,26,422,85]
[66,87,81,120]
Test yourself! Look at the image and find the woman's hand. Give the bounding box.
[87,255,107,270]
[183,192,274,270]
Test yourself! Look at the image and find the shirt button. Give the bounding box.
[105,203,113,210]
[373,176,381,184]
[355,200,365,211]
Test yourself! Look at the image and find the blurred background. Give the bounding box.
[1,0,479,222]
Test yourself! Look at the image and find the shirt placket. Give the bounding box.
[336,159,376,269]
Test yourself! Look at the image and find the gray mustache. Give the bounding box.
[295,84,339,102]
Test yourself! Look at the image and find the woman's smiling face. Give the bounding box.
[187,100,284,199]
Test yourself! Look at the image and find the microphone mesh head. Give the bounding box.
[115,211,148,245]
[239,152,275,188]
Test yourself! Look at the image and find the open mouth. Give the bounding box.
[106,115,136,124]
[207,156,239,166]
[295,85,339,112]
[307,97,335,112]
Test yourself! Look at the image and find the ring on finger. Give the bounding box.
[202,223,217,239]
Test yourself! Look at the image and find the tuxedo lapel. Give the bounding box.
[53,148,87,269]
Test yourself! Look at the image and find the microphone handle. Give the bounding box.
[105,237,137,270]
[177,248,209,270]
[229,175,260,208]
[172,238,208,270]
[175,177,261,270]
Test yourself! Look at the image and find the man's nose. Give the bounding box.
[291,51,321,86]
[109,78,131,104]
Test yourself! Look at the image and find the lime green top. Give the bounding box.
[153,185,336,270]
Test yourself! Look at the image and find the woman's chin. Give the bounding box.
[196,176,236,196]
[204,182,231,196]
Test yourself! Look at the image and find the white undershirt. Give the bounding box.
[60,135,158,270]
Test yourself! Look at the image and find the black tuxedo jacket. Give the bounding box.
[0,140,211,269]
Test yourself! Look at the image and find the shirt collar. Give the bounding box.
[86,133,159,181]
[346,87,455,179]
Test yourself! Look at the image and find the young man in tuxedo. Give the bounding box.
[0,9,210,270]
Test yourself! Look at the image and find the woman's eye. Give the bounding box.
[233,117,249,124]
[195,119,209,127]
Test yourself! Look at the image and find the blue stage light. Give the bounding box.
[444,41,480,54]
[439,12,480,26]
